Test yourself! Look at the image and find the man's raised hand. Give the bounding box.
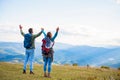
[19,25,22,29]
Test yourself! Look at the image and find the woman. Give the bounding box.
[41,27,59,78]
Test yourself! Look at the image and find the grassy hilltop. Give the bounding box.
[0,62,120,80]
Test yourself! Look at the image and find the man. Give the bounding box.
[19,25,44,74]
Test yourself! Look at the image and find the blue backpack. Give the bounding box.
[24,33,32,49]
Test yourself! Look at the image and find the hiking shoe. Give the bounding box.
[44,72,47,77]
[23,70,26,74]
[30,71,34,75]
[48,73,51,78]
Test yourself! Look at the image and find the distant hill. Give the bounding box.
[0,42,120,68]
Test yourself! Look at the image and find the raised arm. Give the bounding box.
[42,30,47,37]
[51,27,59,41]
[33,28,44,38]
[19,25,25,36]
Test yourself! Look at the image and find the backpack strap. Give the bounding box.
[51,41,54,48]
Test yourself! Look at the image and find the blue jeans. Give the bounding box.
[23,49,34,71]
[43,57,52,73]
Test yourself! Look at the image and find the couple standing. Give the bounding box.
[19,25,59,78]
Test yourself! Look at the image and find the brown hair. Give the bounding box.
[47,32,52,38]
[28,28,33,34]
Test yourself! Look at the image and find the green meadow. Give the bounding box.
[0,62,120,80]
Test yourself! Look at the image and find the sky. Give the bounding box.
[0,0,120,47]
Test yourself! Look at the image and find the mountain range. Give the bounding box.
[0,42,120,68]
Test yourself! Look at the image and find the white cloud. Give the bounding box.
[0,24,44,42]
[58,24,120,46]
[1,24,120,47]
[115,0,120,4]
[0,25,18,34]
[108,58,115,61]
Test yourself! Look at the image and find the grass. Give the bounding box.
[0,62,120,80]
